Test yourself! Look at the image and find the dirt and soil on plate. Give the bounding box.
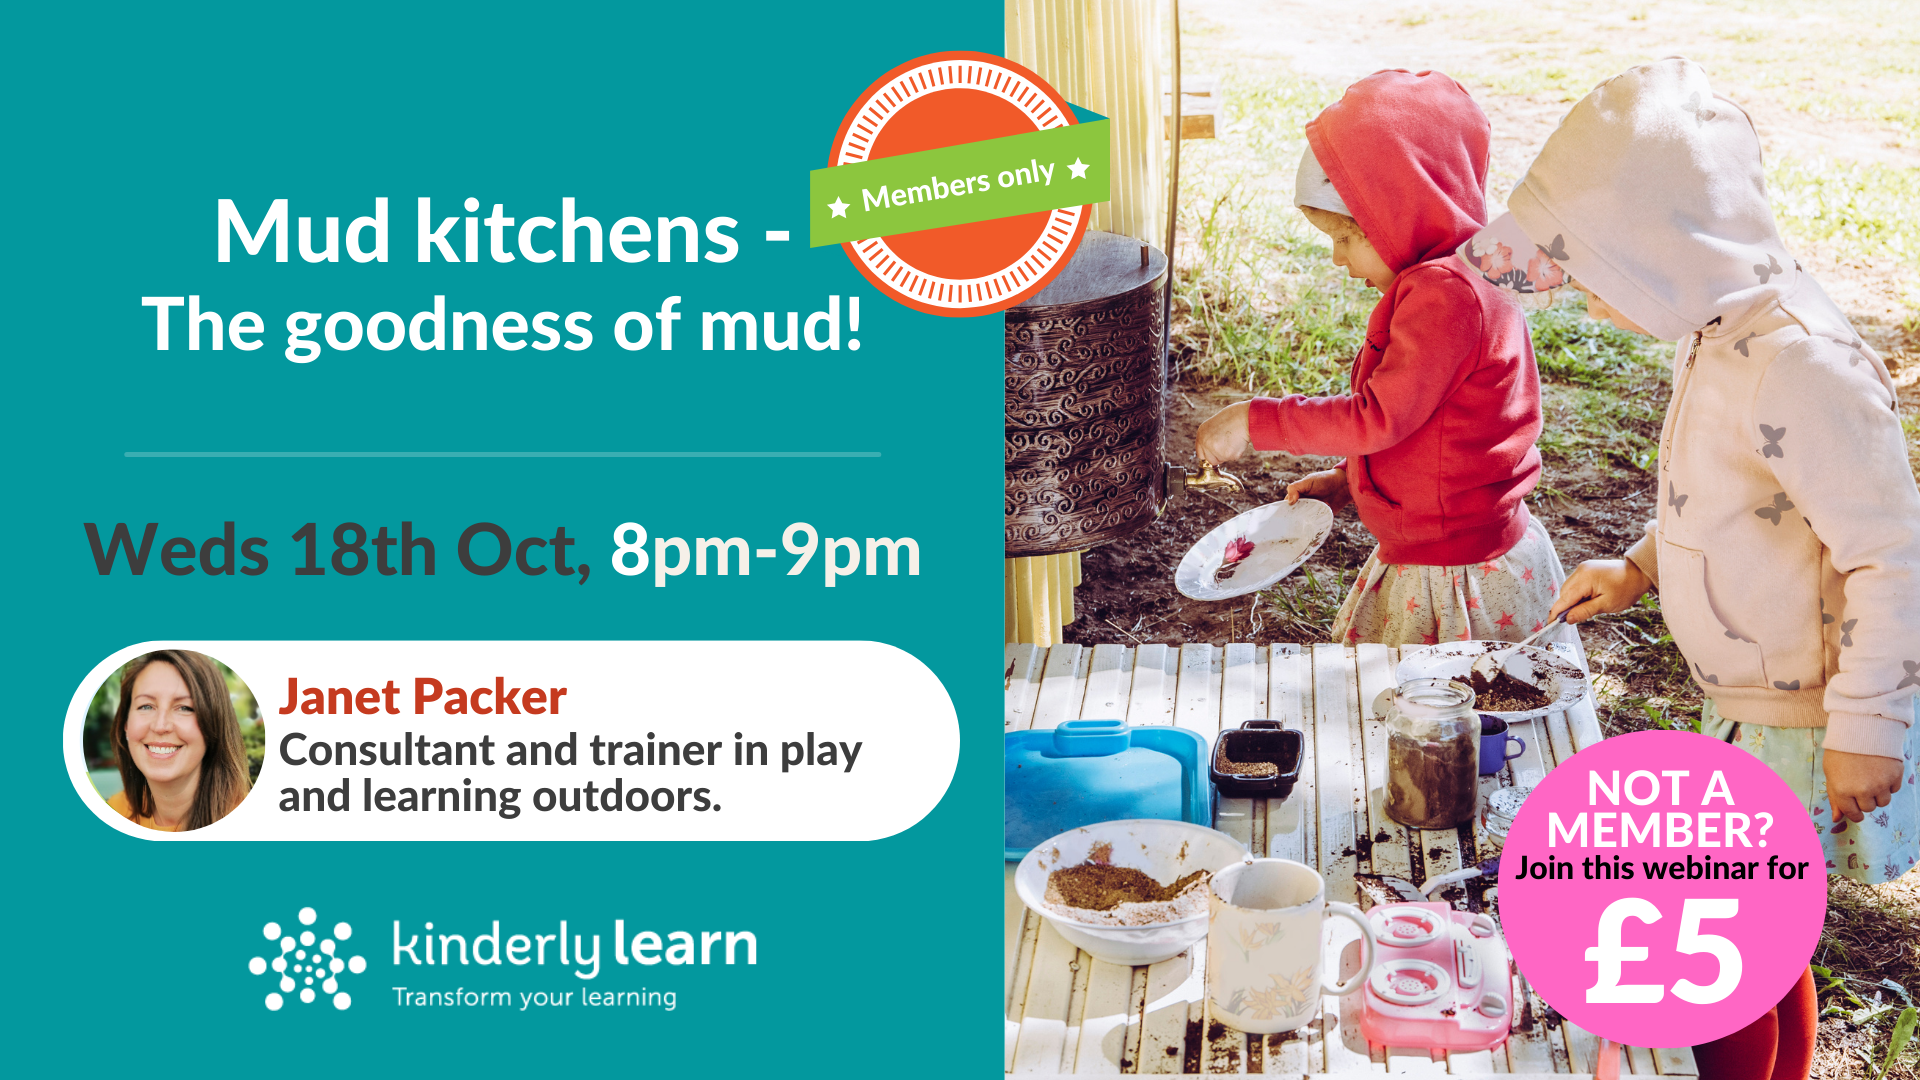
[1042,862,1214,926]
[1454,668,1551,712]
[1045,862,1208,910]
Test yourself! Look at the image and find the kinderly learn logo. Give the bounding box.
[249,906,368,1011]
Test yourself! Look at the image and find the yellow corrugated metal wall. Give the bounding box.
[1005,0,1164,245]
[1003,0,1165,646]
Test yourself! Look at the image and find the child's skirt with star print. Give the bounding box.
[1704,698,1920,886]
[1329,516,1575,649]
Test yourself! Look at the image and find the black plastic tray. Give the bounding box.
[1209,720,1303,799]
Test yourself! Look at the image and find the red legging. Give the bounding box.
[1692,967,1817,1080]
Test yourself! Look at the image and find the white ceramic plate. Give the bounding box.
[1175,499,1335,601]
[1391,641,1589,722]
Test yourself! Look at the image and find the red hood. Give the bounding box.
[1305,70,1491,273]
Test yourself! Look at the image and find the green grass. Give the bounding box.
[1769,157,1920,266]
[1528,299,1669,472]
[1529,299,1662,386]
[1256,565,1352,644]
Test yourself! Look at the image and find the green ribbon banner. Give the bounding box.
[809,120,1111,247]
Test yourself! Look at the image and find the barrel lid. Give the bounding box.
[1013,230,1166,309]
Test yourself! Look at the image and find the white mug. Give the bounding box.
[1206,858,1377,1034]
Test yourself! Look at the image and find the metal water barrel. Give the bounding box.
[1004,231,1169,557]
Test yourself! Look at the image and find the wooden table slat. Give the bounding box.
[1355,643,1410,880]
[1313,644,1364,907]
[1542,708,1580,775]
[1203,998,1250,1074]
[1269,646,1316,867]
[1387,1045,1447,1071]
[1006,906,1041,1068]
[1504,966,1560,1073]
[1064,946,1096,1074]
[1139,950,1204,1073]
[1075,958,1137,1073]
[1176,644,1221,745]
[1265,1028,1313,1074]
[1447,1049,1495,1074]
[1009,861,1035,1007]
[1130,644,1179,728]
[1014,921,1087,1073]
[1083,643,1135,721]
[1217,644,1258,850]
[1316,647,1375,1072]
[1034,644,1092,731]
[1008,643,1046,731]
[1650,1048,1698,1076]
[1559,1023,1603,1077]
[1222,642,1262,727]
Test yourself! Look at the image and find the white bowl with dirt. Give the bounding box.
[1015,819,1252,966]
[1392,642,1588,722]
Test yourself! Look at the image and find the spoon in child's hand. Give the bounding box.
[1469,611,1568,682]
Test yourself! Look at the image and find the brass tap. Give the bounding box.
[1184,461,1244,494]
[1162,462,1245,510]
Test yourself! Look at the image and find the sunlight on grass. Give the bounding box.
[1769,157,1920,269]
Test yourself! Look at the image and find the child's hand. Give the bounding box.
[1824,749,1905,824]
[1195,402,1252,465]
[1549,559,1653,623]
[1287,468,1351,512]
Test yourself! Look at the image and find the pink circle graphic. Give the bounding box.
[1500,730,1825,1046]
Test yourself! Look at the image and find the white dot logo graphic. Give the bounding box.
[252,908,360,1011]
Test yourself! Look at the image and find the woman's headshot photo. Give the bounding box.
[82,650,262,832]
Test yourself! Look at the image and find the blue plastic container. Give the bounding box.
[1005,719,1213,860]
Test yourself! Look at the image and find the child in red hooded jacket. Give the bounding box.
[1196,69,1563,648]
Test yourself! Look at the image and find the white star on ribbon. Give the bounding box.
[827,197,849,218]
[1067,158,1090,179]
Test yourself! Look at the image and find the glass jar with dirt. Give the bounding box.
[1382,678,1480,829]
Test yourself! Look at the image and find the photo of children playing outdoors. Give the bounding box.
[1003,2,1919,1077]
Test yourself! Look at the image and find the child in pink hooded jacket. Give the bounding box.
[1474,59,1918,1080]
[1469,56,1915,880]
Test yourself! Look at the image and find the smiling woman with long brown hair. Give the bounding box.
[106,650,252,831]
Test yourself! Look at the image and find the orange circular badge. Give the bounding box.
[828,52,1092,317]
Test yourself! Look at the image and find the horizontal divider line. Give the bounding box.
[124,450,882,459]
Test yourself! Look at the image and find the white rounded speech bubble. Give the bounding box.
[67,641,958,841]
